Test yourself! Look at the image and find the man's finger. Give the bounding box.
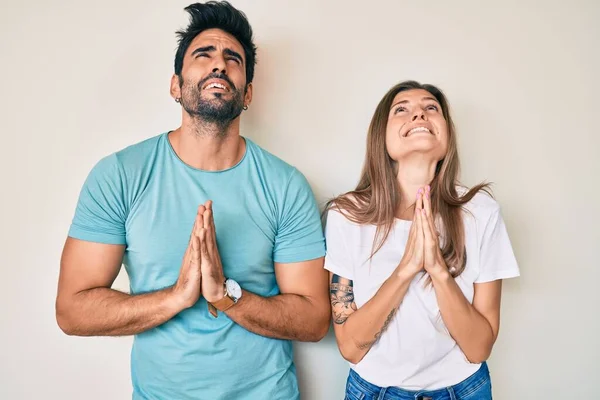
[209,204,217,240]
[185,213,202,261]
[192,206,205,241]
[203,207,211,232]
[205,200,214,229]
[190,236,200,267]
[206,209,217,250]
[200,228,209,259]
[194,207,204,237]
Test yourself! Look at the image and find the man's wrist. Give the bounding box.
[166,286,189,314]
[204,277,226,303]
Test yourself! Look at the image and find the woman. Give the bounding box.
[324,81,520,400]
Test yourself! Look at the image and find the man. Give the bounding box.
[55,2,330,399]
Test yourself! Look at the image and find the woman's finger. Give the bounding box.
[423,185,432,218]
[414,208,424,265]
[405,192,422,252]
[421,206,435,251]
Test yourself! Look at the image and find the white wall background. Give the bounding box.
[1,0,598,398]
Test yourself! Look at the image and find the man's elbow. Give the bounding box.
[314,318,331,342]
[306,311,330,342]
[56,310,75,336]
[55,297,80,336]
[305,306,331,342]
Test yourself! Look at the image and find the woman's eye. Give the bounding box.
[394,107,406,114]
[426,104,439,111]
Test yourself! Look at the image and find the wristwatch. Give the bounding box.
[208,278,242,317]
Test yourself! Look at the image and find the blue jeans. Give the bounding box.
[345,363,492,400]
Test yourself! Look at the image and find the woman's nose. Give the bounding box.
[412,110,427,121]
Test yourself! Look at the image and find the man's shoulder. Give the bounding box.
[111,132,164,169]
[246,137,301,181]
[83,133,164,187]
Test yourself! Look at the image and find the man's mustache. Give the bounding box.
[198,73,237,92]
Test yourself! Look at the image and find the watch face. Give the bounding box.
[226,279,242,300]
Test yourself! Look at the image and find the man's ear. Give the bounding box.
[244,82,253,108]
[170,74,182,102]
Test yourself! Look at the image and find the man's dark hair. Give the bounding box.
[174,1,257,85]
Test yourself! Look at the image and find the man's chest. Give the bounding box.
[122,190,279,294]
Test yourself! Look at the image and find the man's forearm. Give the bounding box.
[223,290,329,342]
[56,287,183,336]
[431,272,495,363]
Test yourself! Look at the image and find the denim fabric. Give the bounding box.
[345,363,492,400]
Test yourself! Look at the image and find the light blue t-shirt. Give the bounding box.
[68,132,326,400]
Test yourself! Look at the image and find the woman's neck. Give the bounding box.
[395,156,438,219]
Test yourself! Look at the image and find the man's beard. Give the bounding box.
[179,73,245,133]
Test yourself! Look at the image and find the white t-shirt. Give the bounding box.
[324,191,520,390]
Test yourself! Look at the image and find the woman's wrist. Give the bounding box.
[394,263,420,284]
[429,264,452,283]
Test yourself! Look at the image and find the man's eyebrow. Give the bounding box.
[191,46,216,56]
[224,48,243,64]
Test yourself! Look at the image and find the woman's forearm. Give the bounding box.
[431,271,495,363]
[334,269,414,364]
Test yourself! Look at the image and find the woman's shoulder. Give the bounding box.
[456,185,501,220]
[464,189,498,209]
[454,188,505,240]
[326,203,357,225]
[324,194,366,228]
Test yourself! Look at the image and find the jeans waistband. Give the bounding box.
[348,362,490,400]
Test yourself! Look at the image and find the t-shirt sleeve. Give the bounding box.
[67,154,128,245]
[475,206,520,283]
[323,209,354,280]
[273,169,325,263]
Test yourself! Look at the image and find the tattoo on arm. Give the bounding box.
[355,307,398,350]
[330,274,358,325]
[330,274,399,351]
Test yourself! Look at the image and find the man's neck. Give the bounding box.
[168,116,245,171]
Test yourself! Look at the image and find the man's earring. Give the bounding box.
[243,105,248,110]
[175,98,181,103]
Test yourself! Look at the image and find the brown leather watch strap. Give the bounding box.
[208,294,235,317]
